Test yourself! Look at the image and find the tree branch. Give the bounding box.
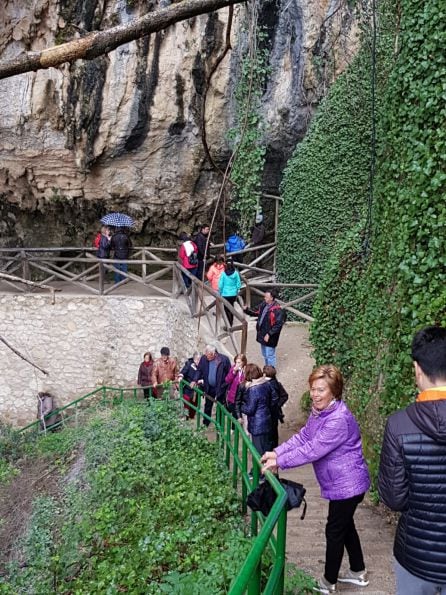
[0,335,49,376]
[0,0,245,80]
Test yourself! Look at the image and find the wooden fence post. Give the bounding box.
[21,250,30,281]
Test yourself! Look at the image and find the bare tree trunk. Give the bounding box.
[0,0,245,80]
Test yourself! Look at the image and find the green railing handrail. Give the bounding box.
[19,383,169,433]
[19,381,288,594]
[176,380,288,594]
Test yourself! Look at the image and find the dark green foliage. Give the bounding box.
[228,29,269,236]
[278,49,372,286]
[302,0,445,488]
[1,403,252,593]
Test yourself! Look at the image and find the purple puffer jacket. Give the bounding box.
[275,400,370,500]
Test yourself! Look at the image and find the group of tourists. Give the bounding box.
[177,218,266,320]
[94,218,446,594]
[94,225,132,283]
[138,343,288,453]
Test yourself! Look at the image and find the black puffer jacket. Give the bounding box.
[378,397,446,583]
[241,377,279,436]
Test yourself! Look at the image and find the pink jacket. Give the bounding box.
[275,400,370,500]
[206,263,225,291]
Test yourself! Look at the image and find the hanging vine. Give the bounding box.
[227,7,269,237]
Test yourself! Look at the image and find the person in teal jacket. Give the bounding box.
[218,260,241,326]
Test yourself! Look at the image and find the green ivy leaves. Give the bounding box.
[278,0,445,488]
[228,29,270,237]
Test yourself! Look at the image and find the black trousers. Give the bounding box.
[223,295,237,326]
[203,387,217,426]
[252,433,273,458]
[324,493,366,584]
[270,420,279,449]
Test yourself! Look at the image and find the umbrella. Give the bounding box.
[100,212,134,228]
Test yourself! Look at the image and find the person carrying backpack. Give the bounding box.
[178,232,198,288]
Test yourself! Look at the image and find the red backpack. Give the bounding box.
[93,232,101,249]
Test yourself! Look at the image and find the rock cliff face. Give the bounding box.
[0,0,358,246]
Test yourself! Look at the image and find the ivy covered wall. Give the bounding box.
[276,0,395,285]
[278,0,446,484]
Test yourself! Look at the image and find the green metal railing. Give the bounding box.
[19,384,166,434]
[176,380,288,594]
[20,381,288,594]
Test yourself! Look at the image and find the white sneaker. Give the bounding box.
[338,568,369,587]
[313,576,337,593]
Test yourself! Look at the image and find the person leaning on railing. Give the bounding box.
[261,365,371,594]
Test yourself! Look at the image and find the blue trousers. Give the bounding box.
[395,560,446,595]
[261,344,276,367]
[114,262,128,284]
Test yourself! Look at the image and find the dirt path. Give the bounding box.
[245,322,396,594]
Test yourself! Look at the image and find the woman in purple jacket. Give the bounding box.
[261,364,370,594]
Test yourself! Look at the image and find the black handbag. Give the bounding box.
[247,478,307,520]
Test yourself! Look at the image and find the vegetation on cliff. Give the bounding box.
[278,0,446,484]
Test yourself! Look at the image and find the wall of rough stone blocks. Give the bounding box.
[0,295,200,426]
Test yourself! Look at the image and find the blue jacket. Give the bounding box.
[242,377,279,436]
[218,270,241,297]
[225,235,246,253]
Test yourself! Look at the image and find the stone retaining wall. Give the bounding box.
[0,295,199,426]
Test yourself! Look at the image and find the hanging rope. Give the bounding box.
[363,0,377,258]
[195,2,261,343]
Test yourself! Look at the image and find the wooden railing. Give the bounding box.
[0,245,318,349]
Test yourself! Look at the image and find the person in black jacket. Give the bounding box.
[263,365,288,448]
[193,224,212,281]
[191,344,231,426]
[378,326,446,594]
[178,351,201,419]
[241,363,279,459]
[110,227,132,283]
[243,288,285,367]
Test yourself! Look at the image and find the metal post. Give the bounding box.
[275,509,287,594]
[247,562,261,595]
[232,429,239,490]
[242,442,248,514]
[225,413,231,468]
